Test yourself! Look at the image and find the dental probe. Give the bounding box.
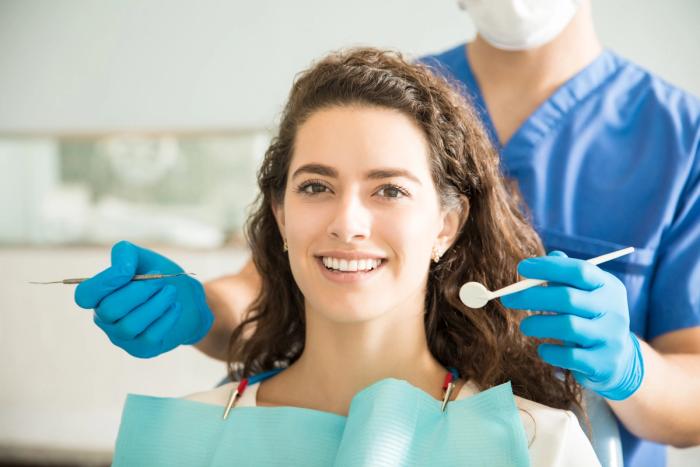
[29,272,196,285]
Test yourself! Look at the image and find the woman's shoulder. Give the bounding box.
[182,381,260,409]
[458,382,600,467]
[182,381,237,407]
[459,381,582,429]
[513,395,580,437]
[512,395,600,467]
[114,385,238,466]
[513,394,580,431]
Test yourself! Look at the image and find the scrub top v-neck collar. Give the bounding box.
[457,44,623,170]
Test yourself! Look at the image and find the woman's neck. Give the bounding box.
[257,301,449,415]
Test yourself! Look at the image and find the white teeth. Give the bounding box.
[321,256,383,272]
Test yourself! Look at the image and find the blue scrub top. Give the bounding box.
[422,43,700,467]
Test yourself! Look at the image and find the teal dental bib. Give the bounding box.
[113,378,530,466]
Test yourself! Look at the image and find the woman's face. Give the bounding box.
[274,105,462,324]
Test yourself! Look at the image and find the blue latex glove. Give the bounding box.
[500,251,644,400]
[74,241,213,358]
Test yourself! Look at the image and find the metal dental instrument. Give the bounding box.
[440,367,459,413]
[459,246,635,309]
[29,272,196,285]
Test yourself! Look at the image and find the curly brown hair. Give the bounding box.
[228,47,582,412]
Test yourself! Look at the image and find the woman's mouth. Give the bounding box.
[315,256,386,283]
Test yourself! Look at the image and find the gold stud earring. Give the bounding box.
[283,239,288,252]
[432,246,442,263]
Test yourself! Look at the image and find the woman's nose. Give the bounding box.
[326,192,371,242]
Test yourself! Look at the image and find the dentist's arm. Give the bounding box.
[501,251,700,448]
[195,258,261,361]
[608,328,700,448]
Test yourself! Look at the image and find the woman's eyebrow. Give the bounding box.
[291,163,422,185]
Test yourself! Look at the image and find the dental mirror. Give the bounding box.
[459,247,635,309]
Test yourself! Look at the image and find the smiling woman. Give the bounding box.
[273,105,456,321]
[111,48,600,466]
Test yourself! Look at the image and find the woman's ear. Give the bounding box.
[272,201,286,240]
[437,195,470,251]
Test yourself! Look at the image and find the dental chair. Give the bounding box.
[579,389,624,467]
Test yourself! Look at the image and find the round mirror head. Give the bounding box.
[459,282,491,309]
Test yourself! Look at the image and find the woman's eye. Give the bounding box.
[376,185,408,199]
[295,181,409,200]
[297,181,329,195]
[305,183,327,194]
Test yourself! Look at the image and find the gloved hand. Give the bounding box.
[500,251,644,400]
[75,240,213,358]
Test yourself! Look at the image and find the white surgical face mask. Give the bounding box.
[457,0,582,51]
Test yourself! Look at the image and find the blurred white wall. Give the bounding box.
[0,0,470,133]
[0,0,698,133]
[0,0,699,465]
[0,246,246,461]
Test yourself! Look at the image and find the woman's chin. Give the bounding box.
[308,302,389,324]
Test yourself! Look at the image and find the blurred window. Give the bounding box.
[0,131,272,248]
